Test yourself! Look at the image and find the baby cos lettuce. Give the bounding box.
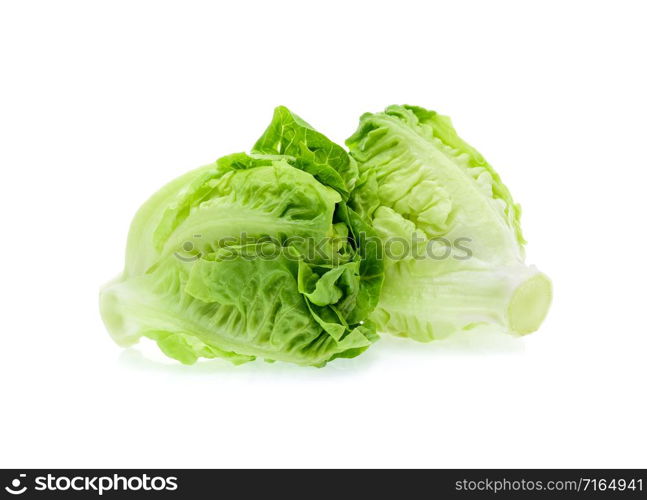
[100,108,383,366]
[100,105,551,366]
[347,105,552,341]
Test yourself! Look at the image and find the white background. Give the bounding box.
[1,0,646,468]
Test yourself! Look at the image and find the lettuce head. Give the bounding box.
[346,105,552,341]
[100,108,383,366]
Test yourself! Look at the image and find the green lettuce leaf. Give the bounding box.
[253,106,359,198]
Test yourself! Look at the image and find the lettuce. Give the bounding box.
[100,110,383,366]
[346,105,551,341]
[100,104,551,367]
